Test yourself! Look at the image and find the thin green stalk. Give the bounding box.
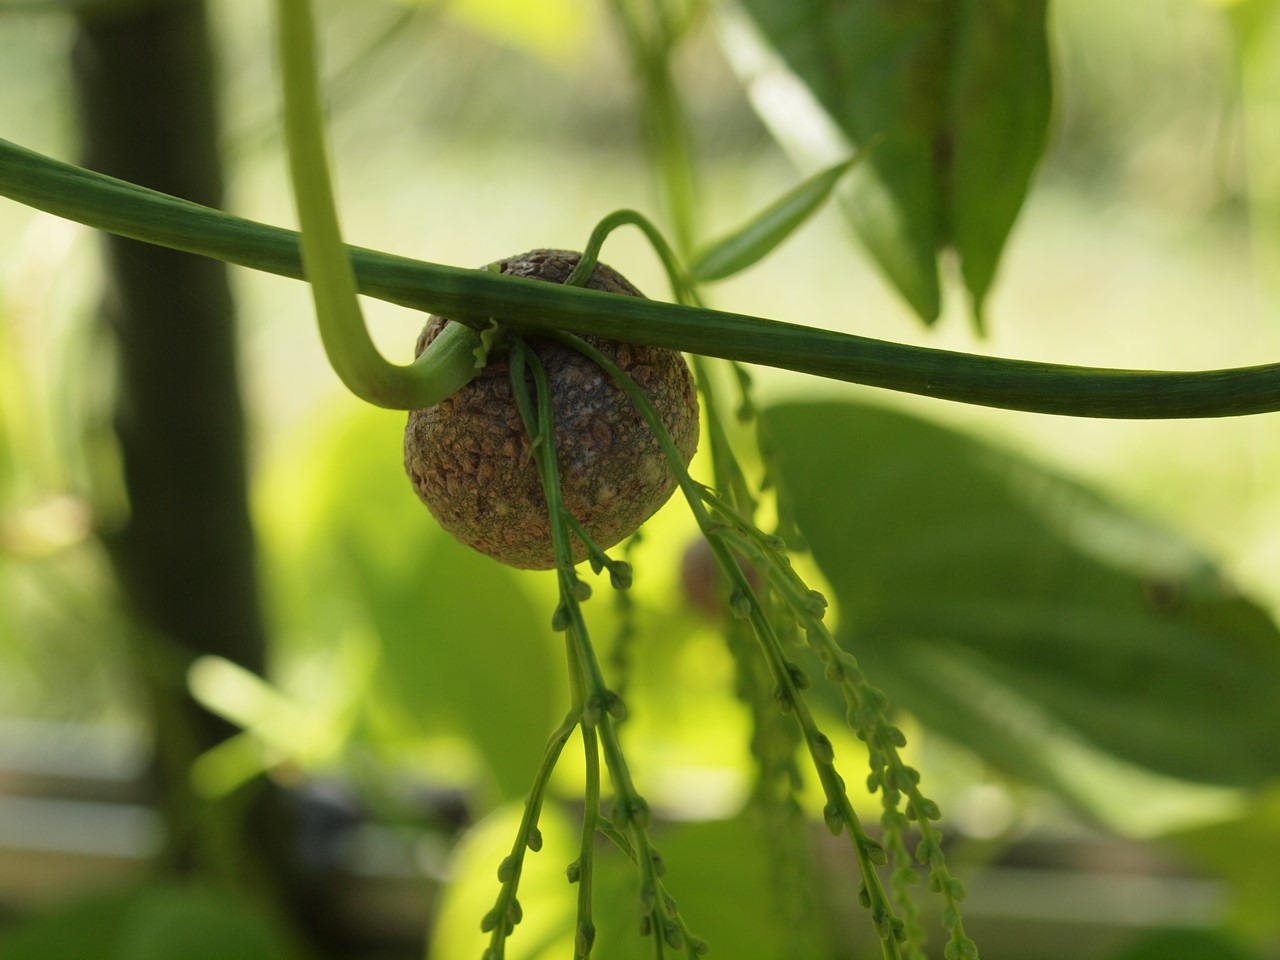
[276,0,479,408]
[8,136,1280,417]
[574,719,601,959]
[553,331,907,956]
[509,339,705,959]
[690,354,756,514]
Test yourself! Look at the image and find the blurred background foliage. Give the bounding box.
[2,0,1280,958]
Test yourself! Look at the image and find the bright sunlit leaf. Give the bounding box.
[397,0,593,63]
[428,802,579,960]
[1173,786,1280,941]
[255,405,559,803]
[1224,0,1280,300]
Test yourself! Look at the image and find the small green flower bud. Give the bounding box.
[527,827,543,852]
[651,849,666,877]
[787,662,811,689]
[871,906,894,941]
[497,856,516,883]
[616,796,651,829]
[551,603,571,632]
[609,560,633,591]
[823,802,844,836]
[575,920,596,957]
[773,686,794,714]
[891,918,907,943]
[812,732,835,765]
[663,922,684,949]
[639,880,657,914]
[861,837,887,866]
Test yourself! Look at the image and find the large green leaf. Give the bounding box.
[357,526,560,802]
[427,802,579,960]
[1105,929,1260,960]
[689,155,864,283]
[257,405,558,802]
[0,884,298,960]
[731,0,1052,327]
[761,400,1280,789]
[1171,786,1280,941]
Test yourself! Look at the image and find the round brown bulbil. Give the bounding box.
[404,249,700,569]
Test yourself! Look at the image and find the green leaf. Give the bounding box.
[1171,787,1280,941]
[589,814,819,960]
[0,884,299,960]
[362,528,560,802]
[427,803,579,960]
[731,0,1052,327]
[688,154,864,283]
[398,0,595,64]
[947,0,1054,328]
[761,400,1280,789]
[1104,929,1260,960]
[257,405,559,802]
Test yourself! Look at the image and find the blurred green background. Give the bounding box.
[1,1,1280,958]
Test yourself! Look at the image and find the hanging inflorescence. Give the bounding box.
[476,313,978,960]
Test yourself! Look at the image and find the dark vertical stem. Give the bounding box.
[70,0,317,949]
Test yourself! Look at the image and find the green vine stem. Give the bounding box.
[276,0,481,409]
[4,136,1280,418]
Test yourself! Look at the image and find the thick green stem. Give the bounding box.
[3,137,1280,418]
